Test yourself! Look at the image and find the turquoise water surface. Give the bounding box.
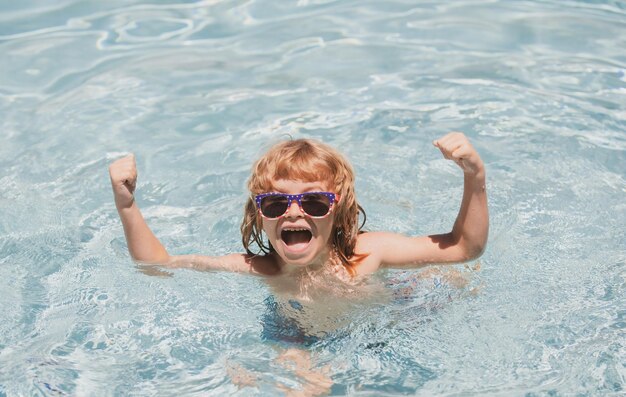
[1,0,625,396]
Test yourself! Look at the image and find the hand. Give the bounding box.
[433,132,484,177]
[109,154,137,209]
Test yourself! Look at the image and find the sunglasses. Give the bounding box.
[254,192,338,219]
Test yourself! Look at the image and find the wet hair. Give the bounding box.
[240,138,367,275]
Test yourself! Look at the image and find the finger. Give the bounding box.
[435,134,451,148]
[446,133,472,152]
[114,155,137,177]
[439,141,463,159]
[435,144,452,159]
[116,153,135,167]
[436,131,461,145]
[451,146,472,161]
[124,168,138,186]
[126,153,136,168]
[433,133,449,147]
[446,131,466,140]
[451,153,468,169]
[126,179,137,194]
[111,167,136,187]
[436,133,461,150]
[445,133,468,147]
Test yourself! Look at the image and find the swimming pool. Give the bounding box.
[1,0,624,395]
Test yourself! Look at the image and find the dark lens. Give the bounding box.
[261,195,289,218]
[301,193,331,217]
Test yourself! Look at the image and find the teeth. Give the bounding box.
[284,228,309,231]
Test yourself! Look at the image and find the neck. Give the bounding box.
[275,247,335,275]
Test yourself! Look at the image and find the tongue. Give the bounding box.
[282,230,312,247]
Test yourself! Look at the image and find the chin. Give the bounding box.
[275,240,327,268]
[280,256,312,267]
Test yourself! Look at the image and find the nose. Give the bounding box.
[284,200,304,218]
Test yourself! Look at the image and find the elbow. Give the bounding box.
[452,226,488,262]
[433,232,486,263]
[460,239,486,262]
[465,244,485,261]
[127,243,171,265]
[129,252,171,265]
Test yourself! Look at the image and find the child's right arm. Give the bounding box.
[109,155,277,275]
[109,154,169,263]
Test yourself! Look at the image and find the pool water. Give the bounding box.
[1,0,624,395]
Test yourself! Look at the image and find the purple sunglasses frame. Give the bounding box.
[254,192,339,219]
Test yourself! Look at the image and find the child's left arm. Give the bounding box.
[357,132,488,270]
[432,132,488,258]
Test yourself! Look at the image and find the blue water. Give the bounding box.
[1,0,625,395]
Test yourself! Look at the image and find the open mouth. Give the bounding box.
[281,228,313,249]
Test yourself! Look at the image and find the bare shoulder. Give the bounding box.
[351,232,398,275]
[243,253,282,276]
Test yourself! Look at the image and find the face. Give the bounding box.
[259,179,336,268]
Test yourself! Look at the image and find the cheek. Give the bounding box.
[318,218,335,237]
[261,219,277,238]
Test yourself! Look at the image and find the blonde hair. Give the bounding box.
[240,138,367,275]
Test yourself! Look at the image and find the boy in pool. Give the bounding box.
[109,132,488,280]
[110,132,487,394]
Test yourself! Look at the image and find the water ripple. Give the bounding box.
[1,0,625,395]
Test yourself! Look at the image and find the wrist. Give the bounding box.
[115,197,136,212]
[464,159,485,176]
[464,168,486,189]
[466,168,485,179]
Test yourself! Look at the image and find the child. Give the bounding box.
[110,132,487,393]
[109,132,488,283]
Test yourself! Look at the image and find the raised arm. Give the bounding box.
[432,132,488,259]
[108,154,278,275]
[109,154,170,263]
[357,132,489,271]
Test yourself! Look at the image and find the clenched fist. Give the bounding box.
[433,132,485,177]
[109,154,137,209]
